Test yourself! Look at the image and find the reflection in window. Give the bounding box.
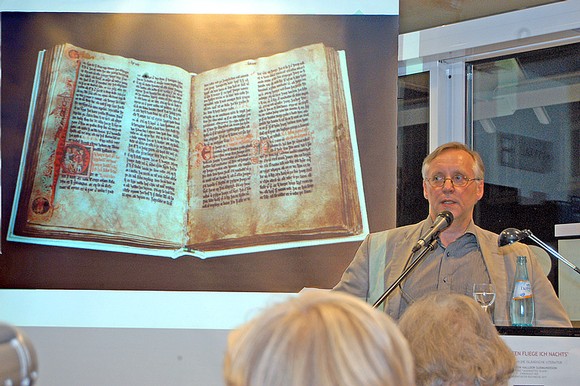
[468,42,580,286]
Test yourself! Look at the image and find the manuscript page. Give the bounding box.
[187,43,359,249]
[24,44,191,246]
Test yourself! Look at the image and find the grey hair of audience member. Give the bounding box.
[224,290,415,386]
[398,292,516,386]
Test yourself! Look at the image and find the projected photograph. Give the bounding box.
[6,16,366,258]
[1,11,397,291]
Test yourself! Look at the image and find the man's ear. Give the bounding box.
[476,180,484,201]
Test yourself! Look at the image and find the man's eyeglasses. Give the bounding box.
[425,174,482,188]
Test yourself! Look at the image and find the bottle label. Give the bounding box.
[513,280,533,300]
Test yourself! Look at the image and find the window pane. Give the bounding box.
[469,43,580,285]
[397,72,429,226]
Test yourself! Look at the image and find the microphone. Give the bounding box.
[412,211,454,252]
[373,211,454,308]
[498,228,580,275]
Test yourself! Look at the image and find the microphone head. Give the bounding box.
[498,227,529,247]
[438,211,454,226]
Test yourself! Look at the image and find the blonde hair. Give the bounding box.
[398,293,515,386]
[224,290,415,386]
[421,142,485,179]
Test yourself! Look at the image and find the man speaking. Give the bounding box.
[334,142,571,327]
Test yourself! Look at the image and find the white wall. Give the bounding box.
[1,290,295,386]
[23,327,229,386]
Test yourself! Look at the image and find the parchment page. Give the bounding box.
[24,44,191,245]
[188,43,350,247]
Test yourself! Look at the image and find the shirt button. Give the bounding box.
[446,251,451,257]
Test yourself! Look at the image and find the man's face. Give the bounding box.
[422,149,484,226]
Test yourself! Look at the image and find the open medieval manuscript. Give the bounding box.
[9,43,367,258]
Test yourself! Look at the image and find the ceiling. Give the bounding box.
[399,0,562,34]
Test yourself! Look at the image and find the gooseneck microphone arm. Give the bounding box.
[524,230,580,275]
[373,237,438,309]
[498,228,580,275]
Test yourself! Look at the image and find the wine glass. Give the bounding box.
[472,283,496,315]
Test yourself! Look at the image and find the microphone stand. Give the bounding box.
[373,237,438,309]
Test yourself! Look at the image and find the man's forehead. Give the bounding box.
[428,150,474,170]
[434,149,471,161]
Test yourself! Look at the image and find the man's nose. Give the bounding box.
[441,178,455,191]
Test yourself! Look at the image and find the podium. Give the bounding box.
[497,326,580,385]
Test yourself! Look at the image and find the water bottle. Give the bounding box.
[510,255,535,326]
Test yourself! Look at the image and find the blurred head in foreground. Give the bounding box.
[224,290,415,386]
[0,323,38,385]
[398,292,516,386]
